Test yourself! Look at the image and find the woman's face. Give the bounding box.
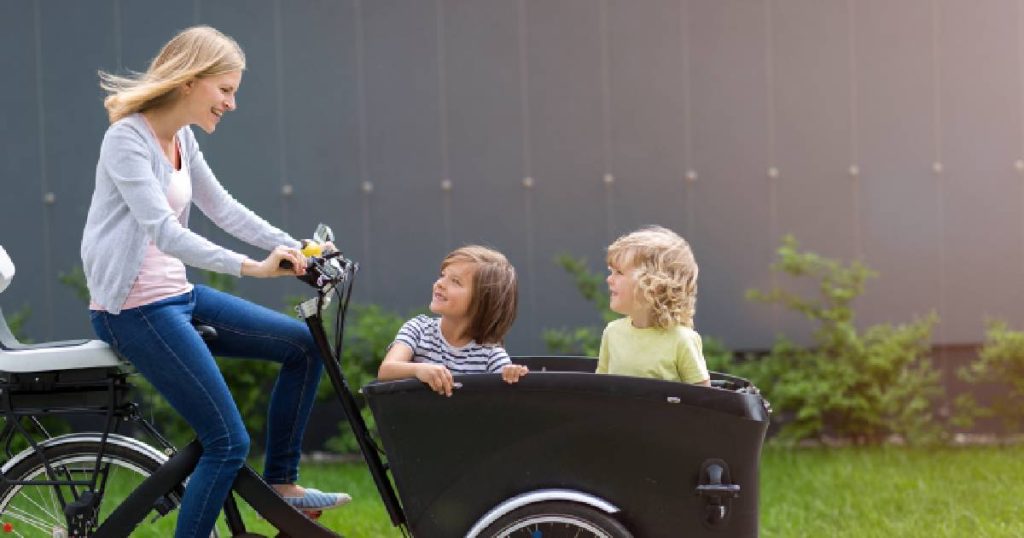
[185,70,242,134]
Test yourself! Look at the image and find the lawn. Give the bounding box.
[148,445,1023,536]
[760,445,1024,538]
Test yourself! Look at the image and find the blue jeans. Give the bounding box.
[90,285,325,538]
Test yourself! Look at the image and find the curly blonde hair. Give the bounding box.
[607,226,698,329]
[98,26,245,123]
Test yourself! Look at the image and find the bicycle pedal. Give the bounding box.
[302,510,323,520]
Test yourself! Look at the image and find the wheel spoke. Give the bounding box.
[5,487,61,530]
[2,504,61,533]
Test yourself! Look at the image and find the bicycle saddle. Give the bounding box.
[0,307,121,373]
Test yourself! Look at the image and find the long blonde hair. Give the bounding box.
[607,226,698,329]
[98,26,245,124]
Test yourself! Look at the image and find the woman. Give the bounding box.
[82,26,348,537]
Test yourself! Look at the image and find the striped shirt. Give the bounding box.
[393,315,510,374]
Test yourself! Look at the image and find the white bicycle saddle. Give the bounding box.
[0,245,123,373]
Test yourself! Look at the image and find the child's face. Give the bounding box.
[607,262,640,317]
[430,261,475,319]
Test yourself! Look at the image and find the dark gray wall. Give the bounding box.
[2,0,1023,353]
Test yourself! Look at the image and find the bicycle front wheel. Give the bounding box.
[478,501,633,538]
[0,434,183,537]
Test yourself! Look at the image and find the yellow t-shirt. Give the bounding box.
[596,317,709,384]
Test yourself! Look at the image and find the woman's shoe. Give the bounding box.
[281,488,352,510]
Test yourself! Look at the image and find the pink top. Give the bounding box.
[90,135,194,311]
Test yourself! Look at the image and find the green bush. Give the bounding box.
[4,305,31,343]
[746,236,944,445]
[957,320,1024,431]
[58,265,90,303]
[701,336,737,373]
[542,255,616,356]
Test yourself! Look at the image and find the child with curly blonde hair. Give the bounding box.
[597,226,710,386]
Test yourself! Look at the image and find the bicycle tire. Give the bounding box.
[478,501,633,538]
[0,438,195,537]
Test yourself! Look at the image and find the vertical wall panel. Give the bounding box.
[938,0,1022,342]
[526,0,608,336]
[442,0,534,347]
[277,0,363,293]
[360,0,445,308]
[773,0,855,260]
[0,0,47,338]
[37,0,117,338]
[605,0,688,237]
[688,0,774,349]
[857,0,941,328]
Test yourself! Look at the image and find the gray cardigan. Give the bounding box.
[81,114,299,314]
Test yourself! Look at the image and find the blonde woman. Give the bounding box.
[82,26,348,537]
[598,226,710,386]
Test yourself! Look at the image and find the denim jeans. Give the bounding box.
[90,285,325,538]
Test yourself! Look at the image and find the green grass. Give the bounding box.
[213,459,403,538]
[760,445,1024,538]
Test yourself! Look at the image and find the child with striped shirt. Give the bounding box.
[377,246,528,396]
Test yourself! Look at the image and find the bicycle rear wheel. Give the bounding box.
[0,435,185,537]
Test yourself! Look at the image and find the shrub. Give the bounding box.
[746,236,944,444]
[957,321,1024,431]
[542,255,616,356]
[4,306,31,343]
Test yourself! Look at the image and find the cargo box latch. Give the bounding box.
[695,459,740,528]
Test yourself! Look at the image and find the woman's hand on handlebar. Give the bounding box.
[241,245,307,278]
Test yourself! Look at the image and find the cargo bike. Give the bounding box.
[0,226,769,537]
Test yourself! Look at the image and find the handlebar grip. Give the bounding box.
[280,241,324,270]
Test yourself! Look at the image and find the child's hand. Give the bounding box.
[415,364,455,397]
[501,364,529,384]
